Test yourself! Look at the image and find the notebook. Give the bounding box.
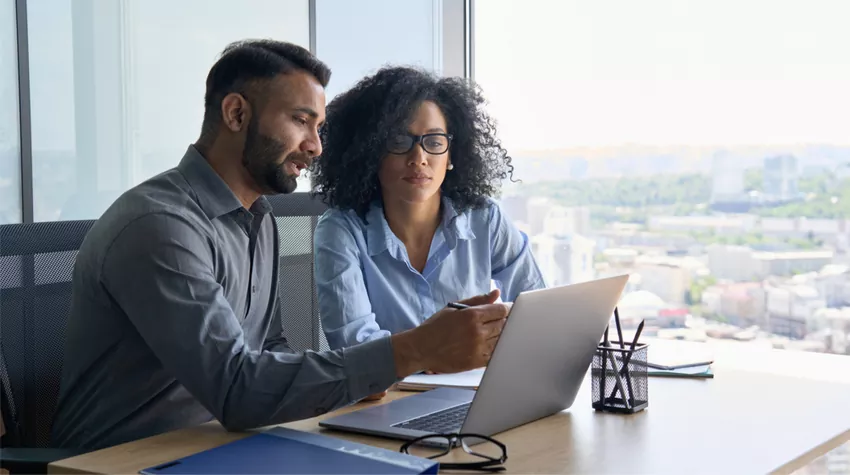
[646,342,714,369]
[639,341,715,378]
[139,427,438,474]
[647,364,714,379]
[396,368,485,391]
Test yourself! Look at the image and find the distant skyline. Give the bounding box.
[475,0,850,150]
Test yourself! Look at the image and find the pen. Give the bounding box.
[610,319,645,404]
[606,351,631,410]
[630,320,645,354]
[614,307,625,349]
[447,302,469,310]
[624,320,645,405]
[600,324,609,404]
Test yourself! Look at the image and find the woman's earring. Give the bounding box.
[447,163,454,171]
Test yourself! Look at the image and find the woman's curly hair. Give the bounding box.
[312,66,514,218]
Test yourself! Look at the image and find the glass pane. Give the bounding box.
[0,0,21,224]
[315,0,444,99]
[27,0,310,221]
[475,0,850,355]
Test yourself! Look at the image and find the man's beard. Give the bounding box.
[242,116,301,195]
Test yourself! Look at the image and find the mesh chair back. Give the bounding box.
[267,193,330,352]
[0,220,95,448]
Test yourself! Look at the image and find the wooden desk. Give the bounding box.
[49,367,850,474]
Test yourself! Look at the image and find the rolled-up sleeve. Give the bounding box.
[488,202,546,301]
[101,212,397,431]
[314,213,389,349]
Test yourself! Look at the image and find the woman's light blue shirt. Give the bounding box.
[314,198,546,349]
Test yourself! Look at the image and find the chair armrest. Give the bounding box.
[0,447,88,474]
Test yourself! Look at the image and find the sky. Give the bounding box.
[474,0,850,150]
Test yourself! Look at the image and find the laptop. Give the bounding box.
[319,274,629,443]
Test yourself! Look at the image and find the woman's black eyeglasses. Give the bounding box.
[400,433,507,472]
[386,133,453,155]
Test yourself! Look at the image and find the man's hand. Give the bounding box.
[391,290,510,377]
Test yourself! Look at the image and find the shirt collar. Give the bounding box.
[177,145,271,219]
[440,197,476,242]
[364,197,476,257]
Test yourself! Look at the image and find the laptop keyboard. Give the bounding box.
[392,402,472,434]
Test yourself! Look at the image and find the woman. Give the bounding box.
[312,66,545,354]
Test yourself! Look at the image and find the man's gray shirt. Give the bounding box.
[52,146,397,450]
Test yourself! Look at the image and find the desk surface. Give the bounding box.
[49,367,850,474]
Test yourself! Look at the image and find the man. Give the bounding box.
[52,40,509,451]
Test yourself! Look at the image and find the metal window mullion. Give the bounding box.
[15,0,34,224]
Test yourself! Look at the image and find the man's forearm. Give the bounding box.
[390,330,426,378]
[219,337,398,431]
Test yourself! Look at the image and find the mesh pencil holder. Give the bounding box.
[591,342,649,414]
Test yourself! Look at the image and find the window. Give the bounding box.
[9,0,463,222]
[26,0,310,221]
[475,0,850,355]
[0,0,21,224]
[315,0,446,99]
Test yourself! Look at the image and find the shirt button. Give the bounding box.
[252,285,257,293]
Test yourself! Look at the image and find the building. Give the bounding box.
[815,265,850,308]
[531,233,596,287]
[720,283,766,327]
[812,307,850,354]
[633,255,703,305]
[763,155,799,203]
[526,197,551,237]
[592,227,697,254]
[710,151,746,206]
[617,290,666,328]
[766,284,827,339]
[707,245,759,282]
[594,249,705,305]
[790,265,850,308]
[601,248,638,266]
[708,246,835,282]
[752,251,834,279]
[543,205,591,236]
[701,285,724,316]
[647,215,756,235]
[498,194,529,224]
[760,216,850,249]
[701,283,766,327]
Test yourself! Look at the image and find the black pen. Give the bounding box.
[610,319,646,403]
[629,320,645,355]
[601,325,609,405]
[447,302,470,310]
[614,307,625,349]
[624,320,645,405]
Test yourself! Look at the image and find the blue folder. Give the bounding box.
[140,426,438,474]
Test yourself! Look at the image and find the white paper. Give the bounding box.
[399,368,485,389]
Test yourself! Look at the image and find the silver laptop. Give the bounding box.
[319,274,629,443]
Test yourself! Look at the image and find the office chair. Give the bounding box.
[267,193,330,352]
[0,220,95,473]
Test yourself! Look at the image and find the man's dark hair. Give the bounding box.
[312,66,515,218]
[200,39,331,140]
